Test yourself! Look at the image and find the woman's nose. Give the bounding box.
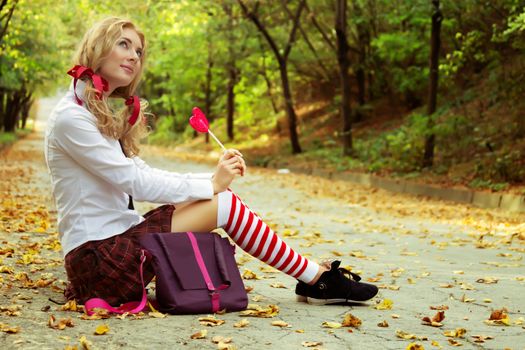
[128,50,140,62]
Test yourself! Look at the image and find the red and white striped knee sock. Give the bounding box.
[217,190,319,284]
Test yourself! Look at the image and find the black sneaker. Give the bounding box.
[295,261,378,305]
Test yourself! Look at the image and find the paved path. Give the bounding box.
[0,95,524,349]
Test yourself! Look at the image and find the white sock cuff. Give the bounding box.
[217,190,233,228]
[297,260,320,284]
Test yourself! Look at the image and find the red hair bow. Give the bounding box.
[67,65,109,105]
[67,65,141,126]
[126,95,141,126]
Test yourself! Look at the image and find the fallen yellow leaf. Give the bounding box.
[374,299,393,310]
[448,338,462,346]
[377,320,389,327]
[79,335,92,350]
[239,304,279,318]
[271,320,290,328]
[198,315,225,327]
[190,329,207,339]
[321,321,342,329]
[48,315,74,330]
[242,269,261,280]
[233,319,249,328]
[471,334,494,343]
[476,277,498,284]
[302,341,322,347]
[342,313,361,328]
[94,324,109,335]
[443,328,466,338]
[0,322,20,333]
[212,335,232,344]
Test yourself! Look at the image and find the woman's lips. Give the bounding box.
[120,65,134,74]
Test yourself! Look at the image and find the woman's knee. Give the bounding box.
[170,195,219,232]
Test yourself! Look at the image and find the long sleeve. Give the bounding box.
[53,113,214,203]
[131,156,214,180]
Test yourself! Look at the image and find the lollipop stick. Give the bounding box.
[208,130,227,152]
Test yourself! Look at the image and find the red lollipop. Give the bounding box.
[189,107,210,133]
[189,107,226,151]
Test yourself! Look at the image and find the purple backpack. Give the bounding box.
[139,231,248,314]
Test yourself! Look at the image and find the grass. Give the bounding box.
[0,129,33,152]
[0,132,17,145]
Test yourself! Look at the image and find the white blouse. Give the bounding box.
[44,80,214,256]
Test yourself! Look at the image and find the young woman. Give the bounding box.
[44,17,378,308]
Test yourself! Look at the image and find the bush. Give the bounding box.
[148,116,178,146]
[474,149,524,183]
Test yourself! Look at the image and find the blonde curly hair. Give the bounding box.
[72,17,150,156]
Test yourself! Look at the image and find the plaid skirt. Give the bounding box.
[64,204,175,306]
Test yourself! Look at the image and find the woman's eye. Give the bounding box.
[136,50,142,58]
[119,41,128,48]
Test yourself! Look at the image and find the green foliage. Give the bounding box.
[474,149,524,184]
[440,30,488,77]
[492,3,525,49]
[0,129,31,148]
[354,113,431,172]
[0,0,71,93]
[0,132,16,145]
[2,0,524,188]
[147,116,178,146]
[469,178,509,192]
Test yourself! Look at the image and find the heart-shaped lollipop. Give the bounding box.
[189,107,226,151]
[189,107,210,133]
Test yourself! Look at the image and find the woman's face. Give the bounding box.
[98,27,143,94]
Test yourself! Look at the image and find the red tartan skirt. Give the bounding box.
[64,204,175,306]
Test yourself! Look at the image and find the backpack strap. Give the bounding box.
[84,250,148,315]
[186,232,228,313]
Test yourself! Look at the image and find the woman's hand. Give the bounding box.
[219,149,246,176]
[211,150,246,193]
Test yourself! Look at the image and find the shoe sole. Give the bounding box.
[296,295,369,305]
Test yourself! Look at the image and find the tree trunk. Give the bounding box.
[20,92,32,129]
[226,68,236,141]
[352,0,368,123]
[238,0,305,154]
[204,36,214,144]
[258,38,279,114]
[423,0,443,168]
[279,60,302,154]
[0,88,6,130]
[336,0,353,156]
[4,89,22,132]
[225,2,236,141]
[355,64,366,122]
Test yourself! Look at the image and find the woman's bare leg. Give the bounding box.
[169,193,328,285]
[170,195,219,232]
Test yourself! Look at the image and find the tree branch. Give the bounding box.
[281,0,330,79]
[282,0,306,60]
[237,0,284,63]
[0,0,9,17]
[0,0,17,44]
[305,0,335,52]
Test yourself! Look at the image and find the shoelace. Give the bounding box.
[339,267,362,282]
